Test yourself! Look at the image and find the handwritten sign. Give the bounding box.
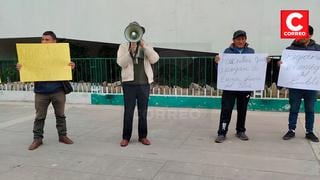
[16,43,72,82]
[278,49,320,90]
[217,53,268,91]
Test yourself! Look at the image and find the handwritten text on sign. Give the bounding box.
[217,54,268,91]
[278,49,320,90]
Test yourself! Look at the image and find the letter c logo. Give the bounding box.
[286,12,303,31]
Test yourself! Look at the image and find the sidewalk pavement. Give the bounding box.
[0,101,319,180]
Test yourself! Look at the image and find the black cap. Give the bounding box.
[129,21,145,33]
[233,30,247,39]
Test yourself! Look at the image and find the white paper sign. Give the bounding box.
[217,53,268,91]
[278,49,320,90]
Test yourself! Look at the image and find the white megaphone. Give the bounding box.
[124,22,145,43]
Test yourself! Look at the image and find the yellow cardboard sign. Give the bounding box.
[16,43,72,82]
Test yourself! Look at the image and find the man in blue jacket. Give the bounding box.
[281,25,320,142]
[17,31,75,150]
[215,30,254,143]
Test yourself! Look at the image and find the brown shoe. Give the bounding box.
[28,139,43,150]
[59,136,74,144]
[120,139,129,147]
[139,138,151,145]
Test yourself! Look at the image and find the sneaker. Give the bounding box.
[215,135,226,143]
[282,130,295,140]
[305,132,319,142]
[236,132,249,141]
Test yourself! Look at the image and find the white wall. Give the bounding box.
[0,0,319,55]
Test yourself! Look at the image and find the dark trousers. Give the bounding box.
[288,89,317,133]
[122,84,150,140]
[217,91,251,136]
[33,91,67,139]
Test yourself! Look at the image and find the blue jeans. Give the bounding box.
[288,89,317,133]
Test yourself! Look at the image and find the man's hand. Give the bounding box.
[16,63,22,71]
[214,55,221,63]
[277,60,283,67]
[139,39,145,49]
[266,57,272,63]
[129,42,138,54]
[69,61,75,70]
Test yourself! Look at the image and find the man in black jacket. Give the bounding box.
[17,31,75,150]
[281,25,320,142]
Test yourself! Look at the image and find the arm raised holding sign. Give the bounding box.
[17,31,74,150]
[215,30,255,143]
[281,25,320,143]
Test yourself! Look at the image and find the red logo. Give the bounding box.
[281,10,309,39]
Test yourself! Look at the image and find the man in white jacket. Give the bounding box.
[117,22,159,147]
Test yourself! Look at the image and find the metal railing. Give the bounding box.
[0,57,220,86]
[0,59,19,83]
[72,58,121,83]
[0,57,289,98]
[71,57,219,88]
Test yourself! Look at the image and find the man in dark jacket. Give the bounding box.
[281,25,320,142]
[215,30,254,143]
[17,31,75,150]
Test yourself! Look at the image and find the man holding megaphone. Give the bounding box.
[117,22,159,147]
